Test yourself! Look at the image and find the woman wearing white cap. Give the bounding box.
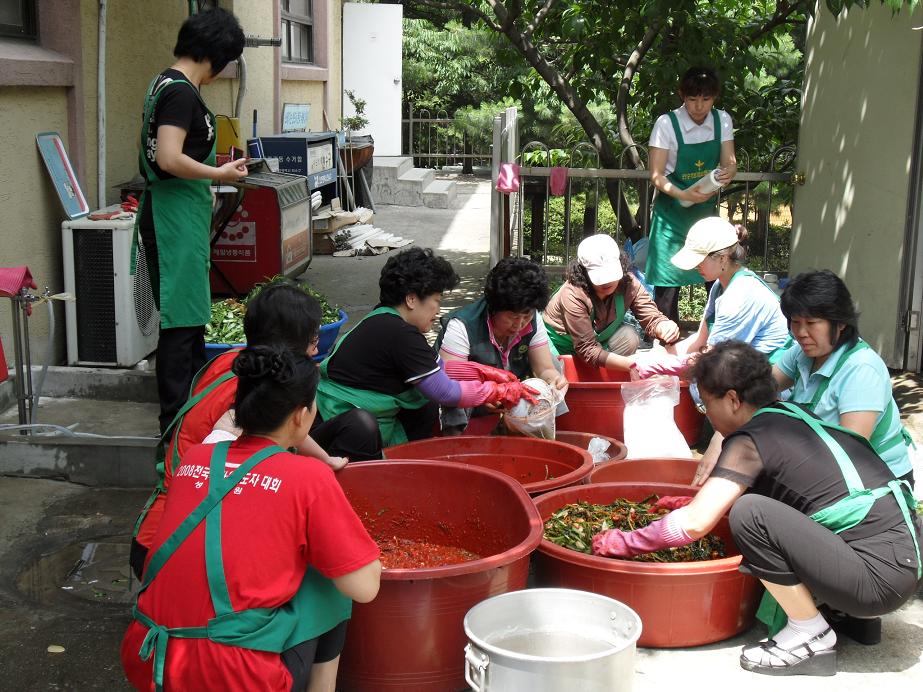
[665,217,790,364]
[543,234,681,372]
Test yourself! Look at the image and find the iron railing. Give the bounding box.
[403,103,493,170]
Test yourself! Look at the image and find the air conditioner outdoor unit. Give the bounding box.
[62,209,159,367]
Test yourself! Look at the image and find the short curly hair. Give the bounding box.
[685,340,777,408]
[174,8,245,76]
[378,247,459,307]
[483,257,549,314]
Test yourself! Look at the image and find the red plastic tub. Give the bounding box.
[337,460,543,692]
[555,355,705,445]
[383,436,594,495]
[590,457,699,485]
[532,482,761,648]
[554,430,628,462]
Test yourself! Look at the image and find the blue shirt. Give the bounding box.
[704,271,789,354]
[776,340,911,477]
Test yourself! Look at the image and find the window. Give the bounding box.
[281,0,313,64]
[0,0,37,40]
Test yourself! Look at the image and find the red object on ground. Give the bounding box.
[336,460,543,692]
[383,435,594,496]
[554,430,628,462]
[555,355,705,445]
[590,457,699,485]
[532,482,761,648]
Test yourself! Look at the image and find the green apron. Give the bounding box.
[704,269,793,364]
[544,292,625,356]
[133,74,216,329]
[132,353,240,540]
[751,402,921,636]
[645,109,721,287]
[132,441,352,691]
[798,339,915,459]
[316,306,430,447]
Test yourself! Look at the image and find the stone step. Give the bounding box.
[422,179,457,209]
[397,166,435,189]
[372,156,413,181]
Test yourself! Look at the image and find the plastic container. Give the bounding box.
[336,460,543,692]
[555,355,704,445]
[590,457,699,485]
[383,436,595,495]
[554,431,628,462]
[532,482,761,648]
[464,588,642,692]
[202,308,347,362]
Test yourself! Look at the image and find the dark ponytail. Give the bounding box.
[727,224,749,264]
[232,345,319,435]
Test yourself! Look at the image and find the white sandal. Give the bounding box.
[739,628,837,677]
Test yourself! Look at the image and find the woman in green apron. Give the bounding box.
[136,7,249,435]
[647,67,738,322]
[121,344,381,691]
[316,247,537,450]
[774,270,915,482]
[593,341,921,676]
[543,234,680,373]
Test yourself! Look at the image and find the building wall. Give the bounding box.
[1,0,338,367]
[793,1,923,366]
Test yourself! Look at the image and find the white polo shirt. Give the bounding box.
[648,106,734,175]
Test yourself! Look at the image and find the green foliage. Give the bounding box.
[342,90,369,133]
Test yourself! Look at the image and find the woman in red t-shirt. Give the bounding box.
[122,345,381,692]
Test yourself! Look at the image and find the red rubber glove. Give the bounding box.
[591,513,691,558]
[495,381,539,408]
[444,360,519,384]
[653,496,694,511]
[629,351,690,380]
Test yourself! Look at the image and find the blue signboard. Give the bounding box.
[36,132,89,219]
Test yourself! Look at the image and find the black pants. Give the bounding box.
[156,326,206,435]
[311,408,383,461]
[398,400,440,441]
[730,494,922,618]
[282,620,348,692]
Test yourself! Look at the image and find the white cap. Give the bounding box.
[577,234,623,285]
[670,217,740,271]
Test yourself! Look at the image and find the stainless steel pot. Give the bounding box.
[463,588,642,692]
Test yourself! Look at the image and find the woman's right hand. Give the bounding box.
[216,157,249,182]
[679,187,714,204]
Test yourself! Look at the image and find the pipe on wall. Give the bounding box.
[97,0,107,210]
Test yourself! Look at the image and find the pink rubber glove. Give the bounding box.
[444,360,519,384]
[591,512,691,558]
[629,351,690,380]
[653,495,694,511]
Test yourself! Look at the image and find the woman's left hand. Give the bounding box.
[544,371,569,396]
[714,167,736,185]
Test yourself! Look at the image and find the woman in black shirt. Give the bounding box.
[593,341,921,676]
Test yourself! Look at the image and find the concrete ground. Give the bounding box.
[0,176,921,688]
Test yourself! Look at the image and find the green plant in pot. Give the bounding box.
[341,89,369,141]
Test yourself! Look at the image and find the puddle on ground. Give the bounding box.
[18,539,138,606]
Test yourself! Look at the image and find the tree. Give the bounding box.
[409,0,918,232]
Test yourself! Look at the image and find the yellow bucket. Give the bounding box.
[216,115,243,155]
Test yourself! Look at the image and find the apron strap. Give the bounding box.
[807,340,868,409]
[593,293,626,344]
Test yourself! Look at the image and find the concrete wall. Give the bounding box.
[1,1,338,367]
[793,2,923,366]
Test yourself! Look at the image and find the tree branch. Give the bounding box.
[616,20,662,169]
[523,0,558,40]
[500,0,523,32]
[415,0,500,31]
[749,0,810,43]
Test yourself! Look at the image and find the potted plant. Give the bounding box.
[340,90,374,174]
[204,277,347,362]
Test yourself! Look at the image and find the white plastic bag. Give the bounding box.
[505,378,565,440]
[586,437,612,464]
[620,376,692,459]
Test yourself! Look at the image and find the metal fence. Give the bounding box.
[490,109,800,275]
[402,103,493,170]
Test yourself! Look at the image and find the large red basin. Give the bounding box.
[383,436,594,495]
[532,482,761,648]
[555,355,705,445]
[555,430,628,462]
[590,457,698,485]
[337,461,543,692]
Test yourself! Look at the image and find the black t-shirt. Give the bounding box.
[140,69,214,182]
[326,311,440,396]
[712,403,904,541]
